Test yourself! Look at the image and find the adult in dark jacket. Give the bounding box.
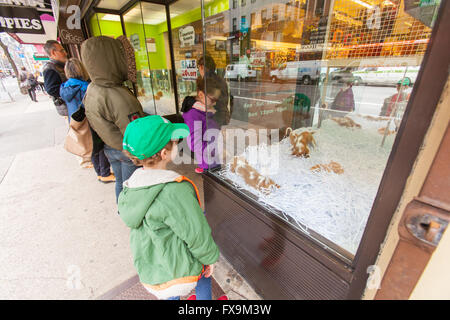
[27,72,38,102]
[19,67,37,102]
[43,40,68,115]
[197,55,230,127]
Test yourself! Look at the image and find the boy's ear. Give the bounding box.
[160,148,168,160]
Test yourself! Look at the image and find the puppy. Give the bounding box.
[310,161,344,175]
[285,128,316,158]
[331,117,361,129]
[378,127,396,135]
[230,156,280,194]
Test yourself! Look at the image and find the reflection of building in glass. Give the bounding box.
[228,0,331,70]
[326,0,433,60]
[225,0,434,71]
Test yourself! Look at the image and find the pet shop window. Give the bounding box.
[202,0,441,260]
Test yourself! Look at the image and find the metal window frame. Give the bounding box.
[347,0,450,299]
[81,0,450,299]
[84,0,183,114]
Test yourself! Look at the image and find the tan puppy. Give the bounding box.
[230,156,280,194]
[378,127,396,135]
[331,117,361,129]
[285,128,316,158]
[310,161,344,175]
[363,115,390,121]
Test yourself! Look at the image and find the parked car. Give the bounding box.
[329,67,359,84]
[352,66,419,86]
[225,64,256,81]
[329,66,419,86]
[270,60,321,84]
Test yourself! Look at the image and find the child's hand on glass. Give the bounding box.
[204,264,215,278]
[207,107,217,114]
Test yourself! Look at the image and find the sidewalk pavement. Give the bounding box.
[0,91,260,300]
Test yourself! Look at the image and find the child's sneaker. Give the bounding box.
[187,295,196,300]
[195,168,204,174]
[217,295,228,300]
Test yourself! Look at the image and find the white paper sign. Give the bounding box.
[179,26,195,48]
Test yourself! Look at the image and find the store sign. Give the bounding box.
[180,59,197,81]
[179,26,195,48]
[130,33,140,51]
[250,51,266,67]
[0,6,45,34]
[33,53,49,60]
[58,0,84,44]
[0,0,45,7]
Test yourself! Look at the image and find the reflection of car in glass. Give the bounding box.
[352,66,419,86]
[225,64,256,81]
[329,67,359,84]
[270,60,321,84]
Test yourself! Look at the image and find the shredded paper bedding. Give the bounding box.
[217,115,396,254]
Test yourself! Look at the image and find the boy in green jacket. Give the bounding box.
[118,115,221,300]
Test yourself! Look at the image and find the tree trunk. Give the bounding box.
[0,38,21,89]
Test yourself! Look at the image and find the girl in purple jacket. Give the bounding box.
[182,77,222,173]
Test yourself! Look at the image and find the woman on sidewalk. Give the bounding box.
[19,67,37,102]
[60,58,115,183]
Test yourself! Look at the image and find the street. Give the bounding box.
[227,80,398,123]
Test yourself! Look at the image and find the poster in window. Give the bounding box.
[146,38,156,53]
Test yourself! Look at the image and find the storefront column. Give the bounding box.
[165,3,180,115]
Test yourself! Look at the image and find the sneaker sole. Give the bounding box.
[99,180,115,184]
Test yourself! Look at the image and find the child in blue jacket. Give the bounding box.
[60,58,115,183]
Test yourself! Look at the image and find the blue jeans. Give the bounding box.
[91,149,111,177]
[103,144,138,202]
[167,274,212,300]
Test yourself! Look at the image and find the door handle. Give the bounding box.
[405,212,448,247]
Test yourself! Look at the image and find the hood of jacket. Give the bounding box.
[81,36,128,87]
[60,78,88,102]
[119,169,181,229]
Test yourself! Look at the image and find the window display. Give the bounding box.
[124,2,176,116]
[91,2,176,116]
[203,0,440,256]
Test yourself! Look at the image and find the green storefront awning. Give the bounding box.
[33,54,49,61]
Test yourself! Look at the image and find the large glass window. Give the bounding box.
[123,2,176,116]
[169,0,201,110]
[202,0,441,258]
[89,13,123,38]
